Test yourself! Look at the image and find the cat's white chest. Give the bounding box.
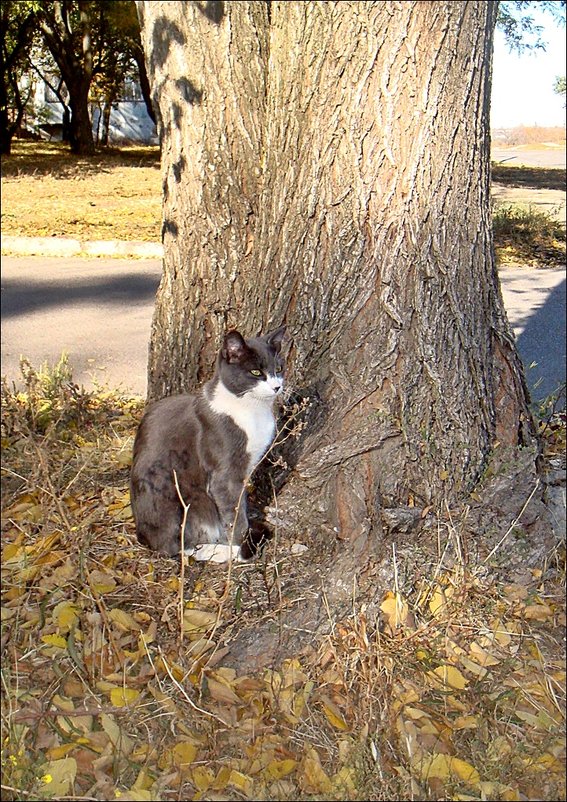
[209,383,276,474]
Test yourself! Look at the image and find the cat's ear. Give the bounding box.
[222,331,249,363]
[264,325,286,354]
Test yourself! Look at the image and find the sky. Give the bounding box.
[491,7,566,128]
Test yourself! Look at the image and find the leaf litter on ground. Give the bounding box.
[1,357,565,801]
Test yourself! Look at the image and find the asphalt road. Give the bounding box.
[1,255,565,404]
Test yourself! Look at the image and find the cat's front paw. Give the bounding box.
[185,543,245,563]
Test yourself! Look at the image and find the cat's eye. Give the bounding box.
[250,369,263,377]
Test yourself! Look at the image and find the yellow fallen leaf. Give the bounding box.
[427,665,468,690]
[380,591,410,630]
[515,708,560,731]
[487,735,513,760]
[529,752,563,771]
[264,759,297,780]
[53,601,79,632]
[42,633,67,649]
[212,766,232,790]
[416,753,480,787]
[469,641,501,667]
[403,706,430,721]
[183,608,217,634]
[46,743,77,760]
[110,687,140,707]
[453,715,478,730]
[300,746,333,794]
[415,752,452,781]
[428,585,447,617]
[191,766,215,791]
[3,542,25,560]
[457,653,489,679]
[321,696,350,731]
[108,609,141,632]
[450,756,481,786]
[228,769,254,796]
[172,740,198,768]
[38,757,77,798]
[333,765,357,794]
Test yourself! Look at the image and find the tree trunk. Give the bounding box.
[137,1,534,559]
[131,41,155,124]
[67,83,95,154]
[38,1,96,156]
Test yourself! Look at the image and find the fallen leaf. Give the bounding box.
[427,665,468,691]
[110,687,140,707]
[380,592,411,631]
[264,759,297,780]
[300,747,333,795]
[100,713,134,756]
[522,603,554,622]
[172,740,198,769]
[88,570,117,594]
[469,641,501,667]
[108,608,141,632]
[227,769,254,796]
[41,633,67,650]
[320,696,350,731]
[53,601,79,632]
[37,757,77,798]
[207,677,241,705]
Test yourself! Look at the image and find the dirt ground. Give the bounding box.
[1,144,162,242]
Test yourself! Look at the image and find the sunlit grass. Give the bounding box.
[493,202,566,266]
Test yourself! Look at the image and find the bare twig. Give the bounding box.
[483,480,540,563]
[173,468,190,645]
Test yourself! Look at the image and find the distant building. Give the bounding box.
[21,73,157,145]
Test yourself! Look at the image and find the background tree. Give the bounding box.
[90,0,154,145]
[497,0,566,51]
[0,0,38,155]
[35,0,99,154]
[137,1,536,586]
[553,74,566,104]
[32,0,153,154]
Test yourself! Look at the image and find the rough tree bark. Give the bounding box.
[137,1,534,565]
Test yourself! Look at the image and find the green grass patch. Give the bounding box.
[493,203,566,267]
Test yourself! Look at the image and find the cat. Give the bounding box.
[130,326,285,562]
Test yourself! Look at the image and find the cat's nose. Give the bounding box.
[272,384,282,394]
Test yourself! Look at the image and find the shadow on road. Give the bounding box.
[516,277,566,405]
[1,273,161,319]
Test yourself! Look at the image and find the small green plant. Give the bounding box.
[1,353,92,437]
[492,202,566,266]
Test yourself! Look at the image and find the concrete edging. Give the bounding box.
[1,235,163,259]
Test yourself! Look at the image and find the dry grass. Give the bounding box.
[2,142,566,268]
[495,127,566,147]
[1,142,161,242]
[1,359,565,801]
[493,203,566,267]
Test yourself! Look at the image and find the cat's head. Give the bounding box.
[218,326,286,400]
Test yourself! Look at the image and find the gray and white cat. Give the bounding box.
[130,327,285,562]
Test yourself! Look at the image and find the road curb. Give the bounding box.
[1,235,163,260]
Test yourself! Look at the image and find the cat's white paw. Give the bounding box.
[186,543,243,563]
